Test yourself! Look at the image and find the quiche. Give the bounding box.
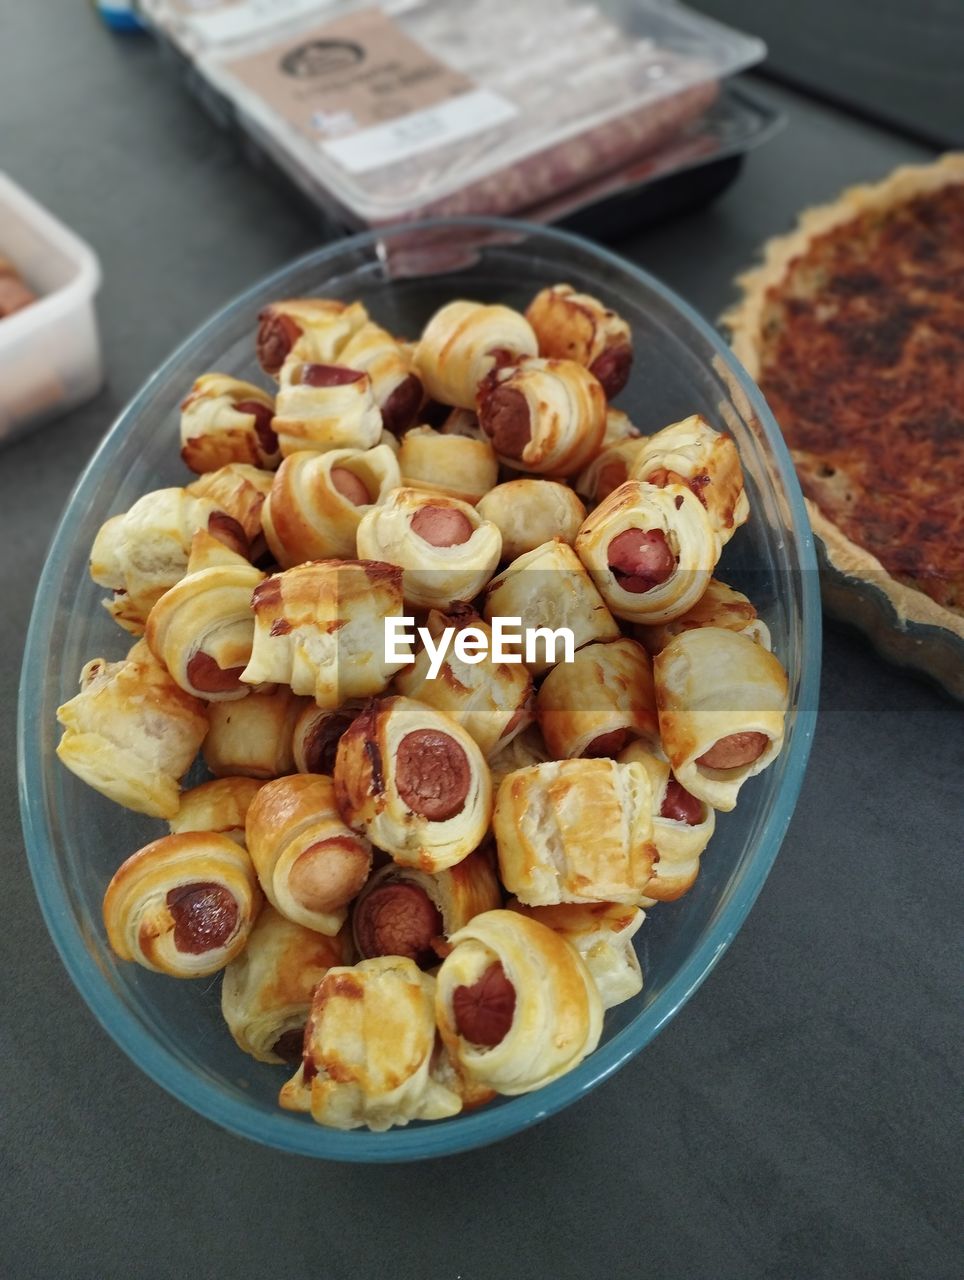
[726,154,964,697]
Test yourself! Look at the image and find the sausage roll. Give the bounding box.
[414,300,538,409]
[241,560,410,709]
[355,488,501,611]
[246,774,372,936]
[509,900,644,1010]
[90,487,249,634]
[203,686,306,780]
[292,700,364,776]
[221,906,351,1064]
[338,321,423,435]
[102,832,261,977]
[397,426,498,504]
[574,480,717,625]
[488,723,551,792]
[262,443,400,566]
[630,415,749,551]
[272,357,383,458]
[56,639,208,820]
[654,627,789,812]
[256,297,368,378]
[168,776,263,847]
[637,577,772,656]
[394,606,534,758]
[186,463,274,548]
[535,637,658,760]
[352,847,502,967]
[525,284,633,398]
[483,539,620,675]
[477,357,606,477]
[575,437,649,506]
[180,373,278,473]
[334,697,492,874]
[279,956,462,1131]
[435,909,602,1096]
[493,759,655,906]
[145,531,264,702]
[616,742,715,902]
[601,408,641,447]
[476,479,586,562]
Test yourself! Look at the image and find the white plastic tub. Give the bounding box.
[0,172,103,443]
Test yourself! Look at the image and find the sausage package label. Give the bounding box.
[221,7,517,175]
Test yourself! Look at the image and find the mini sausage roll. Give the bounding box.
[394,606,534,758]
[477,357,606,478]
[476,479,586,562]
[535,638,658,760]
[574,480,717,625]
[435,909,602,1096]
[414,300,538,409]
[338,321,423,435]
[56,639,208,820]
[488,723,551,792]
[292,700,364,776]
[169,776,263,847]
[509,900,644,1010]
[654,627,789,812]
[261,444,400,566]
[103,832,262,978]
[494,759,655,906]
[256,298,368,378]
[616,743,715,902]
[483,539,620,675]
[355,488,501,611]
[630,415,749,551]
[574,437,649,506]
[221,906,351,1064]
[334,697,492,874]
[352,847,502,967]
[145,531,264,702]
[203,686,306,780]
[279,956,462,1131]
[272,357,383,458]
[246,774,372,936]
[180,373,278,473]
[601,408,641,447]
[90,487,249,634]
[637,577,772,656]
[525,284,633,398]
[241,560,410,709]
[186,463,275,548]
[397,426,498,504]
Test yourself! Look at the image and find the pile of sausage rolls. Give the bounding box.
[57,283,789,1132]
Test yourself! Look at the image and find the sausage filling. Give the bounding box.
[395,729,470,821]
[330,466,371,507]
[302,710,355,775]
[584,728,628,758]
[479,386,531,459]
[288,837,371,914]
[186,650,246,694]
[588,343,632,398]
[380,373,423,434]
[696,731,769,771]
[354,882,443,969]
[607,527,676,593]
[167,882,238,954]
[207,512,249,559]
[235,398,278,456]
[452,961,516,1047]
[295,363,365,388]
[659,778,703,825]
[410,505,473,548]
[256,311,301,376]
[272,1027,306,1064]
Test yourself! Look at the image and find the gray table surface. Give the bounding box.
[2,8,961,1280]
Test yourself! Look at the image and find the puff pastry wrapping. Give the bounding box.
[525,283,633,398]
[292,700,364,776]
[241,559,410,709]
[575,437,649,506]
[508,899,644,1010]
[337,321,424,435]
[654,627,789,812]
[180,373,278,473]
[202,686,306,780]
[494,758,656,905]
[476,356,607,477]
[186,463,275,546]
[574,480,717,625]
[637,577,771,655]
[245,774,372,936]
[414,300,538,409]
[102,832,262,977]
[356,487,502,611]
[56,639,208,820]
[476,479,586,562]
[273,357,383,457]
[488,723,551,792]
[256,298,369,378]
[262,444,400,566]
[435,909,602,1095]
[397,426,499,504]
[279,956,462,1131]
[535,637,658,760]
[169,776,263,848]
[334,696,492,873]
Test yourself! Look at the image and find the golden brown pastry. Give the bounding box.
[246,774,372,936]
[509,899,644,1009]
[355,487,501,610]
[261,444,400,566]
[654,627,789,812]
[103,832,262,977]
[525,283,633,397]
[475,479,586,561]
[435,909,602,1095]
[575,437,649,506]
[488,723,551,791]
[279,956,462,1130]
[494,759,655,905]
[601,408,641,447]
[256,298,368,377]
[292,700,364,776]
[397,426,499,504]
[334,697,492,873]
[56,639,208,820]
[535,637,658,759]
[272,356,383,457]
[186,463,274,548]
[203,687,306,780]
[168,776,263,847]
[180,373,278,473]
[338,321,423,434]
[221,906,351,1064]
[414,300,538,409]
[637,577,772,655]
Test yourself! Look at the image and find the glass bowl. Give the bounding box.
[18,218,821,1161]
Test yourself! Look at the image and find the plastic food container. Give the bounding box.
[0,174,103,444]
